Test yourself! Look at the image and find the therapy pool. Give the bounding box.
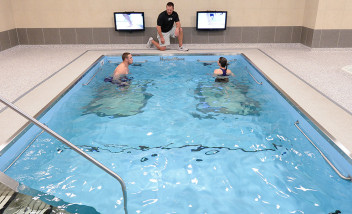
[1,54,352,213]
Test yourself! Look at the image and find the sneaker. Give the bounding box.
[146,37,153,48]
[178,46,189,51]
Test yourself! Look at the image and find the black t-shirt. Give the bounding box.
[157,10,180,32]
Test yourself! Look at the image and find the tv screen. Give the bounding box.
[196,11,227,30]
[114,12,145,31]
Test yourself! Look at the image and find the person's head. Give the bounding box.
[166,2,174,15]
[122,52,133,65]
[219,57,227,68]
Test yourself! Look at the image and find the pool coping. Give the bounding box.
[0,48,351,161]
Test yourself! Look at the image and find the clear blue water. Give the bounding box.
[5,55,352,213]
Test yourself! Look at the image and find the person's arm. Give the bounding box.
[112,73,120,81]
[112,64,122,81]
[156,12,165,44]
[175,21,181,36]
[112,71,120,81]
[157,26,165,44]
[173,12,181,36]
[228,69,235,77]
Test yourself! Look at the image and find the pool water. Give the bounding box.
[5,55,352,213]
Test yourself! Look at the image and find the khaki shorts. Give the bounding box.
[157,25,176,47]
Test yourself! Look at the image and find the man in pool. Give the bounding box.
[213,57,235,83]
[111,52,133,87]
[146,2,189,51]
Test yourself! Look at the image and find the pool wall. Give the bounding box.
[239,55,352,177]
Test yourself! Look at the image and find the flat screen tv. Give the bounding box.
[114,12,145,31]
[196,11,227,30]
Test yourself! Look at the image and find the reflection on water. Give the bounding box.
[58,142,281,155]
[195,82,260,116]
[7,57,352,214]
[82,80,152,118]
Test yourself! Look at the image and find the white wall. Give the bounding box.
[10,0,305,28]
[0,0,15,32]
[6,0,352,30]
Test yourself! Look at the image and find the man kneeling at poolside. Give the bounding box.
[146,2,188,51]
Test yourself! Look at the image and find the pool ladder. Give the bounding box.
[0,96,129,214]
[294,120,351,181]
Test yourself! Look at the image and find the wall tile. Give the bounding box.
[170,37,178,45]
[224,27,241,43]
[258,27,275,43]
[181,27,192,44]
[209,30,225,43]
[0,31,11,50]
[27,28,44,45]
[305,28,314,47]
[170,31,188,44]
[125,31,144,44]
[9,29,19,47]
[311,29,321,48]
[275,26,292,43]
[109,28,126,44]
[143,27,156,44]
[338,30,352,48]
[242,27,259,43]
[300,27,307,45]
[17,28,28,45]
[60,28,77,44]
[43,28,61,44]
[92,28,109,44]
[292,26,302,43]
[191,28,208,44]
[3,26,350,48]
[320,30,339,48]
[76,28,93,44]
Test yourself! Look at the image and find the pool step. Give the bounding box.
[0,182,70,213]
[21,185,100,214]
[0,172,99,214]
[0,184,16,211]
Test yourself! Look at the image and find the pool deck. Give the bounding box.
[0,43,352,160]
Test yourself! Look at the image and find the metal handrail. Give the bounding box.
[294,120,351,181]
[108,60,147,64]
[83,67,102,86]
[197,60,217,63]
[197,59,237,64]
[0,96,129,213]
[245,66,262,85]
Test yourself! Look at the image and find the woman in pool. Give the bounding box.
[213,57,235,82]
